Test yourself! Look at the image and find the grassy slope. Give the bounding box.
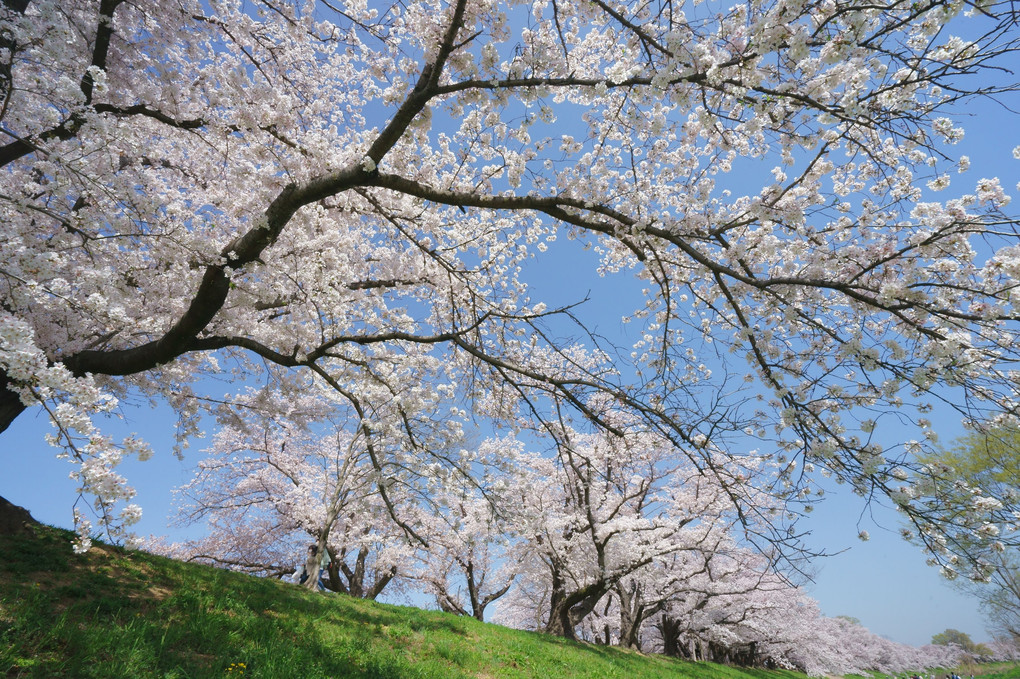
[1,522,1016,679]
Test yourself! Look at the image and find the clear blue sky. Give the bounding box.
[801,485,988,647]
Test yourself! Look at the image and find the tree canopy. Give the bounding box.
[919,427,1020,638]
[1,0,1019,573]
[931,628,992,657]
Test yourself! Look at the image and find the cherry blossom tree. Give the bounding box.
[498,511,961,676]
[147,515,302,580]
[777,612,932,676]
[418,437,522,620]
[645,543,796,662]
[496,420,772,640]
[987,635,1020,662]
[642,570,965,675]
[583,498,768,649]
[165,376,429,594]
[2,0,1019,566]
[420,492,517,619]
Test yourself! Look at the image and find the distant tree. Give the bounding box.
[931,628,992,657]
[499,418,775,641]
[916,426,1020,638]
[987,635,1020,662]
[418,437,522,621]
[169,378,430,595]
[651,546,798,663]
[932,628,975,648]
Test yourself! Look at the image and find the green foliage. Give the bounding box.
[933,629,978,648]
[923,427,1020,638]
[935,426,1020,493]
[0,523,813,679]
[931,629,993,658]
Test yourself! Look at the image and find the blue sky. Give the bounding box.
[801,483,988,647]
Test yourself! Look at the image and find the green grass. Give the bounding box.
[952,663,1020,679]
[0,522,1005,679]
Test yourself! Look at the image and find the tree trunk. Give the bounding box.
[659,614,684,658]
[366,564,396,600]
[1,0,30,13]
[0,372,26,434]
[341,547,369,597]
[616,583,644,650]
[323,547,349,594]
[543,581,577,640]
[465,559,481,619]
[435,589,467,616]
[541,566,611,640]
[465,559,513,622]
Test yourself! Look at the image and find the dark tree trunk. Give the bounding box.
[366,564,396,600]
[435,590,467,616]
[659,614,685,658]
[1,0,30,13]
[543,576,577,640]
[730,641,758,667]
[0,372,26,434]
[340,547,369,597]
[541,565,611,640]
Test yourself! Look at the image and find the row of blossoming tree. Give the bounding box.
[2,0,1020,658]
[152,383,1005,675]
